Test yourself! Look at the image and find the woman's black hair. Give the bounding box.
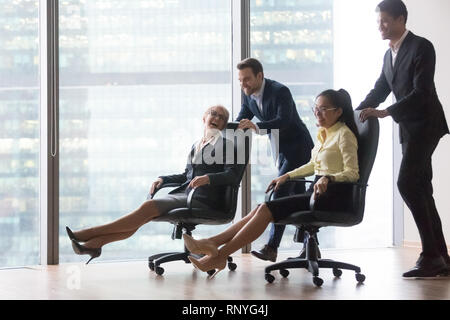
[316,89,359,139]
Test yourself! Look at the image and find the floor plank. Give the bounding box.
[0,247,449,300]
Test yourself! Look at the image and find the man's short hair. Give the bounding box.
[237,58,264,77]
[376,0,408,23]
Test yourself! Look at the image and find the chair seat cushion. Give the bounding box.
[275,209,362,228]
[152,207,233,225]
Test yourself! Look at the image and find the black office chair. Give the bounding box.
[264,111,379,286]
[147,123,250,275]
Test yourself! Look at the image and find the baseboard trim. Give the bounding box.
[402,241,421,248]
[403,241,450,254]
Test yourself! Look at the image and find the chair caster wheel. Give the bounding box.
[228,262,237,271]
[333,268,343,277]
[313,276,323,287]
[155,266,165,275]
[280,269,289,278]
[355,273,366,283]
[148,261,155,271]
[265,273,275,283]
[207,269,216,276]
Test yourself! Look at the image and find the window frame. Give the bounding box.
[37,0,400,266]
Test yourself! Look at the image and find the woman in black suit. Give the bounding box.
[66,105,243,264]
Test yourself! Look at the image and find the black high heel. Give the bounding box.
[71,239,102,265]
[66,226,80,242]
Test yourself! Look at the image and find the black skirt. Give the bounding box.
[266,176,355,223]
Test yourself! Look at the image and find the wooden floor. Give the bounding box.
[0,247,449,300]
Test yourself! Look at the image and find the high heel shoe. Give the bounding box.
[188,256,226,278]
[183,234,218,257]
[66,226,80,242]
[71,239,102,265]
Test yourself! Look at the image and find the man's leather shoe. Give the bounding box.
[444,255,450,268]
[402,255,449,278]
[251,245,277,262]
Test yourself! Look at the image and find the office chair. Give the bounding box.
[148,122,250,275]
[264,111,379,287]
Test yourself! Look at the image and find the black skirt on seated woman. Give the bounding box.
[266,176,355,223]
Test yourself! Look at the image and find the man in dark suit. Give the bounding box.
[236,58,314,262]
[358,0,449,278]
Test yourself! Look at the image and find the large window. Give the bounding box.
[250,0,393,251]
[0,0,394,268]
[59,0,233,262]
[0,0,40,267]
[250,0,334,251]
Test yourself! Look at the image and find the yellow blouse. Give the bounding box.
[287,121,359,182]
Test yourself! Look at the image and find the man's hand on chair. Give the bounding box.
[238,119,257,131]
[189,175,210,189]
[359,107,389,122]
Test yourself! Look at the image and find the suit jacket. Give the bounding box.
[357,31,449,143]
[158,137,244,210]
[236,78,314,167]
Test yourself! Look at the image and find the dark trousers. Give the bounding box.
[398,137,449,260]
[267,153,307,249]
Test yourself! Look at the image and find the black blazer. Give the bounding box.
[236,78,314,167]
[159,137,244,210]
[357,31,449,143]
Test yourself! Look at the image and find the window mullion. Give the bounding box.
[40,0,59,265]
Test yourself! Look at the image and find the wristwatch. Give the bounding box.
[325,175,334,183]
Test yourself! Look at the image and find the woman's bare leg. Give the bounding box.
[218,204,273,256]
[195,204,274,270]
[73,200,160,242]
[83,230,138,249]
[206,205,260,246]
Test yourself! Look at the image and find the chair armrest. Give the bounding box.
[309,181,367,209]
[186,187,200,211]
[186,184,239,212]
[265,178,315,202]
[148,182,183,200]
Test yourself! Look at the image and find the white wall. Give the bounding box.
[402,0,450,248]
[334,0,393,248]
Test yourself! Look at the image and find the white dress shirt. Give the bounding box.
[251,78,266,115]
[390,29,409,67]
[250,79,279,166]
[193,130,222,163]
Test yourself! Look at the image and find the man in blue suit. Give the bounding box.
[236,58,314,261]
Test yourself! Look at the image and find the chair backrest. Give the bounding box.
[352,111,379,222]
[221,122,251,216]
[354,111,379,187]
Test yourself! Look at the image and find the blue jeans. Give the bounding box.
[267,153,307,249]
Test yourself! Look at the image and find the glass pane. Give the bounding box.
[333,0,393,249]
[250,0,392,251]
[59,0,232,262]
[250,0,333,251]
[0,0,40,267]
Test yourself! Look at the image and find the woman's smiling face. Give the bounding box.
[203,107,228,131]
[313,95,342,129]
